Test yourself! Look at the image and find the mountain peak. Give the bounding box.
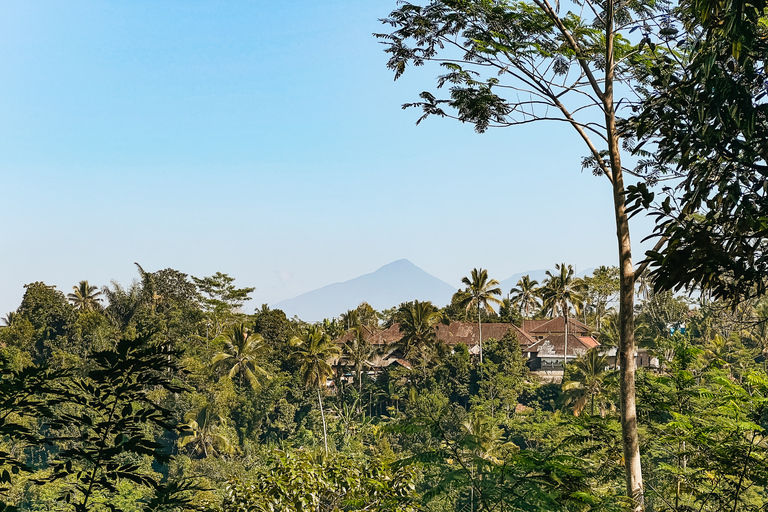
[275,260,454,321]
[379,258,413,268]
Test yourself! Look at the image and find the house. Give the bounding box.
[434,321,535,354]
[520,316,659,371]
[520,317,600,372]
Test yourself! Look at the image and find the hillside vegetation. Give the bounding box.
[1,265,768,511]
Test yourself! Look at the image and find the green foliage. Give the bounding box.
[17,282,76,362]
[211,323,270,389]
[342,320,376,394]
[639,364,768,511]
[630,0,768,302]
[291,326,340,391]
[636,290,690,345]
[9,261,768,510]
[471,332,526,418]
[540,263,586,320]
[191,272,254,313]
[101,280,145,331]
[290,326,341,454]
[582,266,620,330]
[393,404,627,511]
[562,348,617,417]
[431,343,471,407]
[179,404,235,459]
[0,358,70,495]
[67,281,103,312]
[252,304,291,347]
[35,333,193,511]
[218,449,419,512]
[459,268,503,364]
[391,301,445,373]
[510,274,542,320]
[0,327,202,512]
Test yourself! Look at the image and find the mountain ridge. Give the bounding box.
[274,259,456,322]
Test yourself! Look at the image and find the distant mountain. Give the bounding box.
[499,267,595,295]
[274,259,456,322]
[498,270,550,296]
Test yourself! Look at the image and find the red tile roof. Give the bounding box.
[578,336,600,349]
[522,319,550,333]
[435,321,536,347]
[527,316,591,335]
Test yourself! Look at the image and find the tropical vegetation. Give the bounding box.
[1,261,767,510]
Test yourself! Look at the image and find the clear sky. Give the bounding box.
[1,0,655,317]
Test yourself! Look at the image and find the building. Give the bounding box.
[520,317,600,372]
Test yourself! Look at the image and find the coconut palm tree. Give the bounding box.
[392,300,444,369]
[460,268,503,364]
[178,404,234,458]
[290,325,341,454]
[67,280,103,312]
[509,275,541,319]
[212,323,270,389]
[540,263,586,368]
[562,348,615,416]
[1,312,16,327]
[101,280,144,329]
[342,317,376,394]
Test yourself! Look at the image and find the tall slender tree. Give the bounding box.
[290,325,341,454]
[540,263,586,368]
[510,275,541,319]
[377,0,665,504]
[460,269,502,364]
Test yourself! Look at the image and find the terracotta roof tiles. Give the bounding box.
[527,316,591,335]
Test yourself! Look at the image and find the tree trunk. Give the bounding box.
[605,1,643,508]
[356,361,362,395]
[478,308,483,364]
[563,310,569,369]
[607,63,644,512]
[318,388,329,455]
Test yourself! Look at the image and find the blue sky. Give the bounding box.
[1,0,655,316]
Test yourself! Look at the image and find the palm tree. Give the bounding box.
[509,275,541,319]
[101,280,144,328]
[393,300,444,369]
[67,280,102,312]
[460,268,503,364]
[212,323,270,389]
[343,317,375,394]
[540,263,586,368]
[1,312,16,327]
[178,404,234,458]
[290,325,341,454]
[635,267,651,303]
[562,348,614,416]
